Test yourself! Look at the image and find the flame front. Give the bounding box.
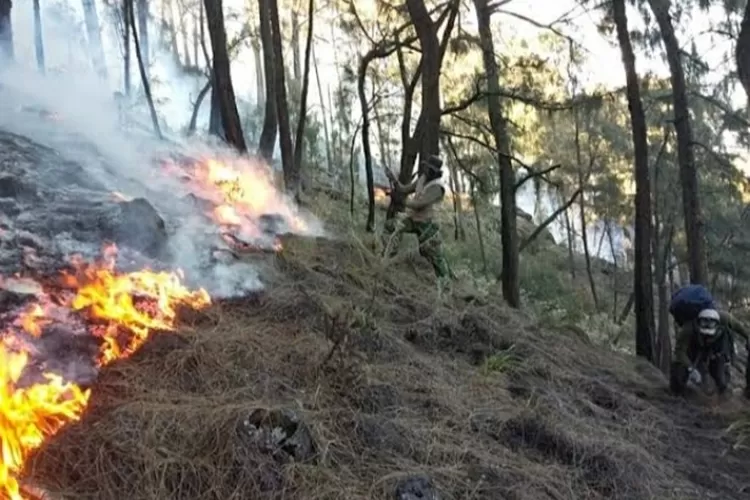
[1,152,304,497]
[0,246,211,499]
[162,155,307,249]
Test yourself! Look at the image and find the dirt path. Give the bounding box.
[633,386,750,499]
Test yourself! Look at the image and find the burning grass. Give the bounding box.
[0,129,330,499]
[0,244,211,500]
[7,236,750,500]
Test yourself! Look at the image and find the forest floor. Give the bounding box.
[24,232,750,500]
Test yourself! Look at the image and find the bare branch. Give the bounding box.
[495,8,589,53]
[514,164,562,191]
[519,187,581,253]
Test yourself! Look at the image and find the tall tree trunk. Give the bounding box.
[358,5,455,231]
[257,0,277,162]
[188,79,211,135]
[209,78,224,137]
[578,186,598,309]
[33,0,45,73]
[614,0,655,363]
[373,73,390,172]
[123,0,132,96]
[199,0,204,61]
[474,0,519,307]
[736,0,750,106]
[606,222,619,319]
[652,130,673,372]
[137,0,149,77]
[312,45,332,172]
[252,40,264,108]
[449,158,465,241]
[193,11,199,67]
[0,0,10,64]
[268,0,294,188]
[82,0,108,78]
[167,0,180,65]
[442,137,465,241]
[595,229,606,259]
[291,0,315,194]
[385,2,457,221]
[390,42,419,222]
[564,203,576,281]
[180,3,191,67]
[656,225,674,374]
[158,0,166,44]
[614,292,634,325]
[290,6,301,82]
[573,103,599,309]
[406,0,441,160]
[649,0,707,285]
[128,0,162,139]
[357,50,379,231]
[471,179,488,275]
[203,0,247,152]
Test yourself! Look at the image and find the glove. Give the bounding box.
[688,367,702,385]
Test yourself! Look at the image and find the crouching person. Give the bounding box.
[670,308,749,397]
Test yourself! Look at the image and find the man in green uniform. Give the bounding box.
[670,307,750,398]
[382,155,452,280]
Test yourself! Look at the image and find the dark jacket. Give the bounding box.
[674,311,749,367]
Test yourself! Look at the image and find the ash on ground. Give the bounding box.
[0,129,309,297]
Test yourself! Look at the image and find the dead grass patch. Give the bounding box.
[22,235,750,500]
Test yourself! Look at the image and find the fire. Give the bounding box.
[162,155,307,250]
[0,151,313,497]
[0,245,211,499]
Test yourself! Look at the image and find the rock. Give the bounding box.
[238,408,317,463]
[394,475,440,500]
[110,198,168,257]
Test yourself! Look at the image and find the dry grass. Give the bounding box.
[24,234,750,500]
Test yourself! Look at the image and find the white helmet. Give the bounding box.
[697,309,720,336]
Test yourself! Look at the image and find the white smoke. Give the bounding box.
[0,0,325,298]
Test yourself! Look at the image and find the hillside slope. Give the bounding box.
[24,234,750,500]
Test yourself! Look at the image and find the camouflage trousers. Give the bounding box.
[382,216,452,279]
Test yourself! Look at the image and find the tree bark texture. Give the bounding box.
[203,0,248,152]
[128,0,162,139]
[268,0,295,191]
[649,0,708,285]
[474,0,519,307]
[137,0,149,77]
[292,0,315,185]
[257,0,277,162]
[33,0,44,72]
[613,0,656,362]
[81,0,108,79]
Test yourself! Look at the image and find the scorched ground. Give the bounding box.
[0,130,316,500]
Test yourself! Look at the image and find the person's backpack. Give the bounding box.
[669,284,715,327]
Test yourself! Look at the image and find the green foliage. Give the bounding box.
[481,345,521,375]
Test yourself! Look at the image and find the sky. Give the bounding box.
[7,0,743,126]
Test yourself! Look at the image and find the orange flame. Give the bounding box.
[0,245,211,499]
[162,155,306,249]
